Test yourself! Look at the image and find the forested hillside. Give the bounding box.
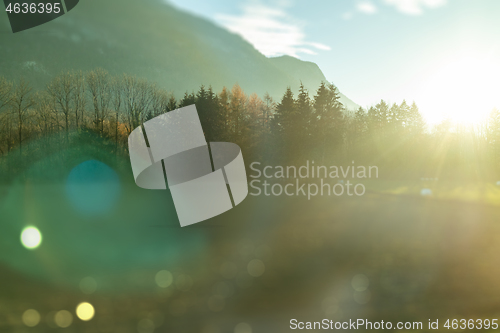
[0,70,499,183]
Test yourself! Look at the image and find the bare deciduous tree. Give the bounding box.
[47,71,76,140]
[149,84,170,120]
[122,75,153,134]
[34,91,57,136]
[73,71,86,129]
[10,78,34,155]
[87,68,112,135]
[111,76,124,150]
[0,77,13,155]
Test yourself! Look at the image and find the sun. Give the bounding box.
[416,53,500,125]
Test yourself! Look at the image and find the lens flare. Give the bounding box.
[22,309,41,327]
[54,310,73,328]
[76,302,95,321]
[20,226,42,249]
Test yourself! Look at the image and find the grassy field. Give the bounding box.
[2,175,500,331]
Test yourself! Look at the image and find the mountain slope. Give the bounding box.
[0,0,358,108]
[269,55,359,110]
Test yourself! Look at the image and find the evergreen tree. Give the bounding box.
[399,100,410,128]
[295,82,314,152]
[166,95,177,111]
[375,100,389,129]
[388,103,401,130]
[312,82,344,161]
[262,92,275,131]
[272,87,295,136]
[407,101,425,135]
[178,91,196,108]
[272,87,296,158]
[218,87,231,140]
[196,85,224,141]
[354,107,367,141]
[196,85,209,136]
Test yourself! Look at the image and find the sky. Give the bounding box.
[166,0,500,124]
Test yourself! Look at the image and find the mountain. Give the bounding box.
[269,55,359,110]
[0,0,358,109]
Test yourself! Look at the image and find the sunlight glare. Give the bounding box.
[417,53,500,125]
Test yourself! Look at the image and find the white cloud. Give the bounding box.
[307,42,332,51]
[216,4,330,57]
[384,0,448,15]
[357,1,378,14]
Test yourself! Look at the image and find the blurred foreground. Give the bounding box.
[2,171,500,332]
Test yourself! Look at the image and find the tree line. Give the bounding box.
[0,69,499,181]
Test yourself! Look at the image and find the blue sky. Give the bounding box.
[167,0,500,124]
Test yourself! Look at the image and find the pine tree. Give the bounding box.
[206,86,224,141]
[196,85,209,137]
[354,107,367,140]
[166,96,177,111]
[218,87,231,140]
[375,100,389,129]
[388,103,401,129]
[273,87,295,135]
[196,85,224,141]
[312,82,344,161]
[295,82,314,152]
[407,101,425,135]
[399,100,410,129]
[272,87,297,159]
[262,92,275,132]
[179,91,196,108]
